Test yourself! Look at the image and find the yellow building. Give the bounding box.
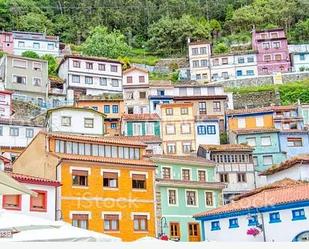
[160,103,196,155]
[13,132,156,241]
[226,107,274,131]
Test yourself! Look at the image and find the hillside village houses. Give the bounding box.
[0,89,12,118]
[289,44,309,72]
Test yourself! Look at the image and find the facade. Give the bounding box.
[195,118,220,148]
[45,106,105,136]
[160,103,196,155]
[197,144,256,203]
[194,179,309,242]
[210,54,235,81]
[0,155,11,171]
[0,54,49,103]
[252,28,291,75]
[301,104,309,128]
[0,90,12,118]
[48,76,67,108]
[0,31,13,54]
[261,155,309,183]
[58,55,123,101]
[272,105,304,131]
[76,98,124,136]
[234,52,258,78]
[230,128,287,172]
[152,155,224,242]
[173,83,225,97]
[11,31,60,56]
[13,132,157,241]
[0,172,60,220]
[288,44,309,72]
[188,41,211,82]
[123,67,150,114]
[279,130,309,158]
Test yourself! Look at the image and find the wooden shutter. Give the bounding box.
[72,170,88,176]
[104,214,119,220]
[103,172,118,178]
[32,193,45,208]
[132,174,146,180]
[72,214,88,220]
[3,195,20,208]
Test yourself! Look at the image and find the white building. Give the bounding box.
[234,52,258,78]
[173,83,225,96]
[288,45,309,72]
[0,172,60,220]
[194,179,309,242]
[123,67,150,114]
[195,119,220,148]
[45,106,105,136]
[260,155,309,183]
[12,31,60,56]
[210,54,235,81]
[58,55,123,102]
[0,90,12,118]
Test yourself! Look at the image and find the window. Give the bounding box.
[199,102,207,114]
[271,32,278,38]
[111,79,119,87]
[192,60,199,68]
[229,218,239,228]
[196,74,201,80]
[126,92,134,100]
[194,88,201,95]
[18,41,25,47]
[197,125,206,135]
[213,101,221,112]
[32,42,40,49]
[262,67,268,73]
[222,72,229,79]
[219,173,228,183]
[61,116,71,126]
[47,43,54,50]
[238,57,245,64]
[264,55,271,62]
[157,90,165,96]
[72,214,88,230]
[127,107,134,114]
[145,123,154,135]
[33,77,41,86]
[98,64,105,71]
[236,70,242,77]
[200,46,207,54]
[246,137,256,147]
[139,91,146,99]
[112,105,119,113]
[13,75,26,84]
[162,167,171,179]
[205,192,213,206]
[133,215,148,231]
[72,170,88,186]
[168,189,177,205]
[10,127,19,136]
[292,209,306,221]
[237,173,246,183]
[166,124,175,135]
[192,48,198,55]
[25,128,34,138]
[132,174,146,189]
[181,107,188,115]
[186,191,197,206]
[287,137,303,147]
[247,57,254,63]
[273,41,280,48]
[238,117,246,128]
[182,169,190,181]
[261,136,271,146]
[30,190,47,212]
[299,54,305,61]
[85,76,93,84]
[139,76,145,83]
[86,62,93,69]
[198,170,206,182]
[167,143,176,154]
[2,195,21,210]
[170,223,180,238]
[73,60,80,68]
[253,156,258,166]
[207,125,216,134]
[111,123,117,129]
[182,142,192,153]
[104,214,119,231]
[103,172,118,188]
[262,42,270,49]
[100,77,107,86]
[213,59,219,66]
[274,54,282,61]
[111,65,118,72]
[222,58,228,64]
[33,62,42,71]
[104,105,110,114]
[133,123,142,136]
[269,212,281,223]
[84,118,94,128]
[255,116,264,127]
[211,221,220,231]
[72,75,80,83]
[248,215,258,226]
[263,155,273,166]
[126,76,133,84]
[201,59,208,67]
[181,123,191,134]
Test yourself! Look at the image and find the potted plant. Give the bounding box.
[247,228,260,237]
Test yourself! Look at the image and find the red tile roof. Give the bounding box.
[151,155,215,166]
[157,179,225,190]
[123,66,148,74]
[194,179,308,218]
[199,144,253,152]
[9,172,61,187]
[122,113,160,121]
[226,107,274,115]
[0,155,11,164]
[231,128,280,135]
[60,54,122,65]
[127,135,162,143]
[260,155,309,176]
[173,95,228,101]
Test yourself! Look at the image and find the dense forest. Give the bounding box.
[0,0,309,57]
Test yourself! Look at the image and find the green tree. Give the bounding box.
[16,12,54,33]
[21,51,40,59]
[41,54,57,76]
[290,19,309,43]
[213,42,229,54]
[81,26,131,59]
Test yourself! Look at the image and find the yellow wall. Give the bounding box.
[60,161,156,241]
[228,114,274,130]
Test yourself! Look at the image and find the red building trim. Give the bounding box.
[2,195,22,211]
[30,189,48,212]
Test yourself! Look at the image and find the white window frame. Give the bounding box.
[256,116,264,127]
[261,136,271,146]
[167,188,178,207]
[185,189,198,208]
[204,191,215,207]
[238,117,246,129]
[246,137,256,147]
[133,123,142,136]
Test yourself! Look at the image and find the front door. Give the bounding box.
[188,223,200,242]
[169,222,180,241]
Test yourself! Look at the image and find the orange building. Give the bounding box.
[76,98,124,136]
[13,132,156,241]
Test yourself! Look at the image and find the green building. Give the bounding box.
[151,155,224,242]
[122,113,160,136]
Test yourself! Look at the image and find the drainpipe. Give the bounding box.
[55,159,62,221]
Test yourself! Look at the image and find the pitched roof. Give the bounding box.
[0,155,11,164]
[149,80,173,88]
[9,172,61,187]
[260,155,309,176]
[52,153,155,168]
[0,118,43,127]
[226,107,274,115]
[160,102,193,108]
[194,179,308,218]
[199,144,253,152]
[151,155,215,166]
[231,128,280,135]
[173,95,228,101]
[157,179,225,190]
[126,135,162,144]
[123,66,148,74]
[59,54,122,66]
[46,106,106,118]
[122,113,160,121]
[46,132,147,147]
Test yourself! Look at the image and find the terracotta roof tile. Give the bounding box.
[232,128,280,135]
[122,113,160,121]
[151,155,215,166]
[9,172,61,187]
[260,155,309,176]
[199,144,253,152]
[173,95,228,101]
[157,179,225,190]
[123,66,148,74]
[52,153,155,167]
[226,107,273,115]
[126,135,162,143]
[194,179,308,218]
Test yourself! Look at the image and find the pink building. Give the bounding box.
[0,31,13,54]
[0,90,13,118]
[252,28,291,75]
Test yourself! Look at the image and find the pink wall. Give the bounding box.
[0,32,13,54]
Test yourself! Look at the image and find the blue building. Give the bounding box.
[279,131,309,158]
